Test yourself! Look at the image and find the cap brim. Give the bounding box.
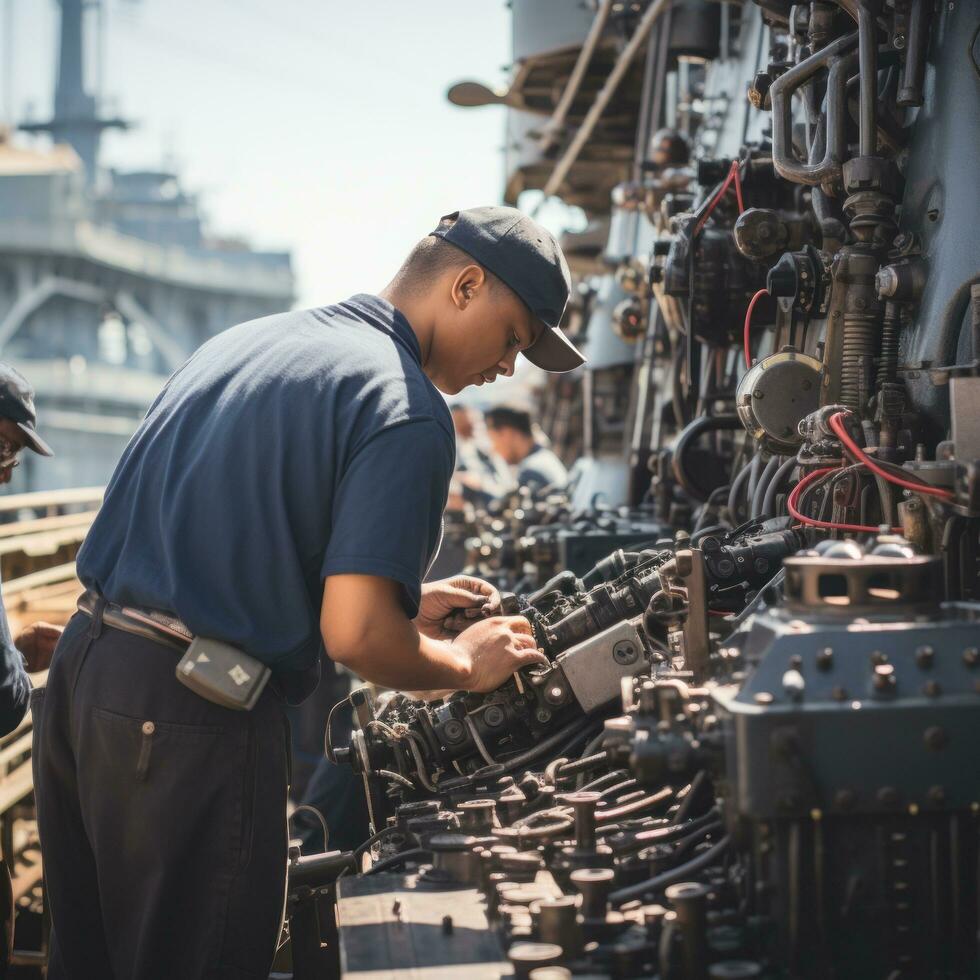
[523,326,586,373]
[17,422,54,457]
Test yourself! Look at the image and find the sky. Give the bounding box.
[3,0,515,309]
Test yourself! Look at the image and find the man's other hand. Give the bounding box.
[415,575,501,640]
[452,615,547,693]
[15,621,63,673]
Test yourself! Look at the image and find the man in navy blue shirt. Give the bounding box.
[33,207,584,979]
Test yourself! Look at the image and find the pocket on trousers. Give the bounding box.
[83,706,250,876]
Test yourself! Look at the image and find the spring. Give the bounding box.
[876,302,900,388]
[839,312,877,413]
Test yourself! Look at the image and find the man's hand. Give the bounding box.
[15,621,63,673]
[321,574,540,694]
[451,616,547,693]
[414,575,501,640]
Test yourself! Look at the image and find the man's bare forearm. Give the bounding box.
[338,615,472,691]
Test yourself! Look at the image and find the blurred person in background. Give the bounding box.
[484,404,568,495]
[0,363,61,973]
[447,403,512,510]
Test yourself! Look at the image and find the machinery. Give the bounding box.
[294,1,980,977]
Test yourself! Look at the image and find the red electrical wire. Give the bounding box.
[693,159,745,236]
[828,412,955,502]
[787,466,902,534]
[743,288,769,369]
[731,159,745,213]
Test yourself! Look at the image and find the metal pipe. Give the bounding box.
[857,2,878,157]
[538,0,615,154]
[542,0,673,199]
[769,32,859,185]
[897,0,929,107]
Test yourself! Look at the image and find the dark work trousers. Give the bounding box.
[32,608,290,980]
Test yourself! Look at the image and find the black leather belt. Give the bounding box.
[78,591,194,654]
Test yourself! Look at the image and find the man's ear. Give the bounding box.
[450,264,488,310]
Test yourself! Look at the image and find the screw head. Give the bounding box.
[613,641,639,665]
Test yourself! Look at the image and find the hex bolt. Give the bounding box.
[916,645,935,668]
[559,792,600,851]
[964,647,979,667]
[441,915,453,935]
[570,867,615,920]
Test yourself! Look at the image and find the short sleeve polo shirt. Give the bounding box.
[76,295,455,689]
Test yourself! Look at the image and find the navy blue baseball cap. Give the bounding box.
[431,206,585,372]
[0,363,53,457]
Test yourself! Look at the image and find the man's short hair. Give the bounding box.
[484,406,532,437]
[395,216,501,294]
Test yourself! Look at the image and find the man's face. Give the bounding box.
[451,407,474,440]
[486,425,523,465]
[0,418,27,485]
[429,270,542,396]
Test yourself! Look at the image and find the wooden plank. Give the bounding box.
[0,525,89,558]
[336,872,512,979]
[0,510,97,539]
[0,761,34,815]
[3,562,76,596]
[0,731,32,771]
[0,487,103,514]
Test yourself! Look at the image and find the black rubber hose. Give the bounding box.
[363,848,429,876]
[750,456,781,520]
[745,454,764,516]
[491,719,595,778]
[761,456,798,518]
[727,458,755,525]
[614,809,722,856]
[671,415,742,502]
[609,835,731,906]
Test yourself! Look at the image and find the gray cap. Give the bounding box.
[431,206,585,373]
[0,362,53,457]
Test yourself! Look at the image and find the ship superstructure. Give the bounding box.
[0,0,294,491]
